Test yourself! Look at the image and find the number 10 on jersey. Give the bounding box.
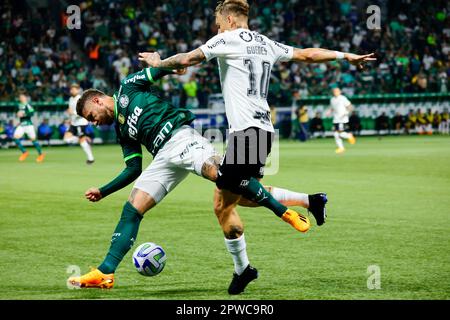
[244,59,271,99]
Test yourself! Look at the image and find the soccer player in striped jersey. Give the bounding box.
[13,93,45,162]
[139,0,375,293]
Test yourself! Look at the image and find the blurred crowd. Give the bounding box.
[0,0,449,107]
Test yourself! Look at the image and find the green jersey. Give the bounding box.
[113,67,196,159]
[98,67,196,198]
[18,103,34,126]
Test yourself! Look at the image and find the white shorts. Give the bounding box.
[134,126,218,203]
[14,125,36,140]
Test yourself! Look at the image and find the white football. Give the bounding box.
[132,242,167,276]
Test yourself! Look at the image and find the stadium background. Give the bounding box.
[0,0,449,143]
[0,0,449,301]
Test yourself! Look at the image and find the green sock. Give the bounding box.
[240,177,287,217]
[98,202,143,274]
[32,140,42,155]
[15,139,26,153]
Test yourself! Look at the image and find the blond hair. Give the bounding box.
[215,0,250,18]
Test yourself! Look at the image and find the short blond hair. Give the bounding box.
[215,0,249,18]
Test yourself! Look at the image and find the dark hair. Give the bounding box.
[215,0,249,18]
[76,88,105,117]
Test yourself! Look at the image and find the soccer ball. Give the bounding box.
[132,242,167,276]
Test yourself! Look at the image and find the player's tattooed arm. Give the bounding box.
[138,48,206,69]
[201,155,221,182]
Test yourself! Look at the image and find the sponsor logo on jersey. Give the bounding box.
[207,38,226,49]
[240,179,249,187]
[152,121,173,154]
[127,106,143,140]
[118,114,125,124]
[253,33,266,45]
[273,41,289,54]
[253,111,271,123]
[124,73,146,84]
[239,31,253,42]
[119,94,129,108]
[179,141,199,160]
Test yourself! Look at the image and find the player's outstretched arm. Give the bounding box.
[292,48,376,69]
[85,157,142,202]
[138,48,206,69]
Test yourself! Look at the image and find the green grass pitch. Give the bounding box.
[0,136,449,300]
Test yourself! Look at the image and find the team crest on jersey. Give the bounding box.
[239,31,253,42]
[118,114,125,124]
[119,94,129,108]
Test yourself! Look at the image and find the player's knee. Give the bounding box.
[224,224,244,239]
[128,188,156,215]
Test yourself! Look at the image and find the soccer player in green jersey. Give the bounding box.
[68,66,320,293]
[13,93,45,162]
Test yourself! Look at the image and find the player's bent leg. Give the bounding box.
[30,139,45,162]
[334,131,345,153]
[128,188,157,215]
[64,132,79,144]
[80,135,95,164]
[238,185,327,226]
[14,128,28,158]
[68,190,156,289]
[214,188,258,295]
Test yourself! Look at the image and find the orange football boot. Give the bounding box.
[19,151,29,161]
[281,209,311,233]
[36,153,45,163]
[348,134,356,145]
[68,268,114,289]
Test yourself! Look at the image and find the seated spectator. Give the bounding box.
[439,108,449,135]
[405,109,417,134]
[309,112,325,138]
[4,120,15,140]
[37,118,53,144]
[349,111,362,136]
[392,112,405,135]
[58,119,71,139]
[425,108,434,135]
[0,121,8,148]
[0,120,15,148]
[416,109,428,134]
[375,112,390,136]
[432,110,441,132]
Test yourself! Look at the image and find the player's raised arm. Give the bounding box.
[292,48,377,69]
[138,48,206,69]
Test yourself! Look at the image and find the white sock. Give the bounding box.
[271,187,309,208]
[339,132,350,139]
[80,140,94,161]
[224,234,249,276]
[334,132,344,149]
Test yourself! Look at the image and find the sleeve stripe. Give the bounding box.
[145,68,154,83]
[124,153,143,162]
